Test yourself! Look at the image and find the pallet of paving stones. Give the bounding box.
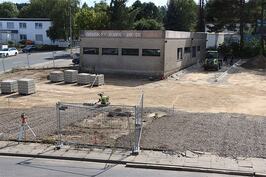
[18,79,36,95]
[64,70,78,83]
[0,80,18,94]
[50,71,64,83]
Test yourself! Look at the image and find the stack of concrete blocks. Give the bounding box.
[77,73,90,85]
[50,71,64,83]
[0,80,18,94]
[64,70,78,83]
[18,79,36,95]
[90,74,105,86]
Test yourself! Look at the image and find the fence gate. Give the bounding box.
[56,98,143,152]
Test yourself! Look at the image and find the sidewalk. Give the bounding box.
[0,141,265,176]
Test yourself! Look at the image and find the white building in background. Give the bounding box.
[0,18,53,45]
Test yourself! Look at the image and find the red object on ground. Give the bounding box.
[21,113,27,124]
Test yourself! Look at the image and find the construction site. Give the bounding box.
[0,56,266,159]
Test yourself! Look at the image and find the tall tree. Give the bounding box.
[109,0,137,29]
[165,0,197,31]
[75,1,109,31]
[196,0,206,32]
[0,2,19,18]
[133,19,163,30]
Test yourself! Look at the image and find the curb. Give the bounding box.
[1,152,266,176]
[0,152,128,165]
[126,162,254,176]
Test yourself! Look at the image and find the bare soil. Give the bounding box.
[0,66,266,117]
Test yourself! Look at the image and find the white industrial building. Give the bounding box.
[0,18,53,45]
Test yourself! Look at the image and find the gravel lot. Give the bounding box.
[1,106,266,158]
[140,108,266,159]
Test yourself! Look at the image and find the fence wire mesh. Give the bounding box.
[57,103,139,150]
[0,93,144,152]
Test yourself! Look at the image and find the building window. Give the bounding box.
[142,49,160,57]
[7,22,14,29]
[192,46,196,57]
[19,23,27,29]
[122,48,139,56]
[20,34,27,40]
[177,48,183,60]
[35,34,43,41]
[197,46,201,52]
[102,48,118,55]
[35,23,43,29]
[83,47,99,55]
[184,47,191,54]
[0,22,2,29]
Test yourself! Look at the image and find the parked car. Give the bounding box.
[0,48,18,57]
[72,53,80,65]
[22,45,37,53]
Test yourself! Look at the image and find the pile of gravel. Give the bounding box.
[242,55,266,70]
[140,109,266,159]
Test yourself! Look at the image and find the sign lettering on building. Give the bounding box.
[82,31,142,38]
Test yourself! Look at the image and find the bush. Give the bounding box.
[218,39,261,59]
[36,45,66,51]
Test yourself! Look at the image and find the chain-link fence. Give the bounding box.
[0,93,144,152]
[56,103,140,151]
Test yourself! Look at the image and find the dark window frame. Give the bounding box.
[197,46,201,52]
[102,48,119,55]
[192,46,196,58]
[177,48,183,61]
[122,48,139,56]
[184,47,191,54]
[83,47,99,55]
[142,49,161,57]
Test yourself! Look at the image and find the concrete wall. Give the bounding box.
[80,36,165,76]
[80,30,207,77]
[164,31,206,75]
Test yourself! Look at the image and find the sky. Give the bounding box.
[0,0,178,7]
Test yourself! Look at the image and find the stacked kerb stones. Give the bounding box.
[18,79,36,95]
[1,80,18,94]
[50,71,64,83]
[64,70,78,83]
[77,73,90,85]
[93,74,105,86]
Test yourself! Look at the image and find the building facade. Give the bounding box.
[0,18,52,45]
[80,30,207,77]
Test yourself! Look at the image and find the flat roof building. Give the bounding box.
[80,30,206,77]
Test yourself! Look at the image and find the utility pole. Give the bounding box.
[197,0,206,32]
[239,0,245,51]
[69,0,73,55]
[261,1,265,54]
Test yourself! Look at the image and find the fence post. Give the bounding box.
[1,56,6,72]
[132,93,144,155]
[26,53,30,68]
[55,102,63,149]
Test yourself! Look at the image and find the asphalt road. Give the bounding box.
[0,156,244,177]
[0,50,74,72]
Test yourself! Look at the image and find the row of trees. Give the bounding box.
[0,0,264,42]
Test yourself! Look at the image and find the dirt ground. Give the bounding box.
[1,64,266,157]
[0,64,266,116]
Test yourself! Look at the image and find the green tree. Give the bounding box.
[206,0,240,32]
[75,2,109,31]
[133,18,163,30]
[132,1,161,22]
[0,2,19,18]
[165,0,197,31]
[109,0,137,29]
